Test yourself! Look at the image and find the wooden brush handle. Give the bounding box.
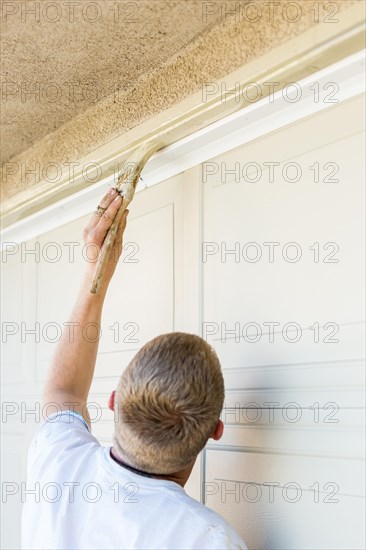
[89,198,130,294]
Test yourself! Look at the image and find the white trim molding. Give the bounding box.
[1,48,365,248]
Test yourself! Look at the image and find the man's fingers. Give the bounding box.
[86,188,119,231]
[94,194,122,239]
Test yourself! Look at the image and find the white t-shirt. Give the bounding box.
[22,411,247,550]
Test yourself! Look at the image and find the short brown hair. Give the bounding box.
[113,332,224,474]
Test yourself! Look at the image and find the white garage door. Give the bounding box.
[1,93,364,549]
[201,93,365,549]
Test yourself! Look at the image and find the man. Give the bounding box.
[22,187,247,549]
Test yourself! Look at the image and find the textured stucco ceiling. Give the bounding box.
[1,0,223,164]
[1,0,360,215]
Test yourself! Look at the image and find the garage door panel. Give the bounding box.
[206,323,365,366]
[1,258,24,384]
[100,204,174,355]
[36,216,90,382]
[203,118,365,327]
[205,466,365,550]
[202,94,365,547]
[205,449,364,500]
[210,424,364,458]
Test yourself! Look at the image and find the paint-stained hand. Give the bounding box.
[82,187,129,283]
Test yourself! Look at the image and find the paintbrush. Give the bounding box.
[90,141,161,294]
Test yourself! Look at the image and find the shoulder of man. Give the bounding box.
[27,409,99,478]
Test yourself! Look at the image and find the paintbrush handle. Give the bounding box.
[89,198,130,294]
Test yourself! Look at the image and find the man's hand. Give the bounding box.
[83,187,129,287]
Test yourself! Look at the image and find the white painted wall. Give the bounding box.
[201,94,365,549]
[1,93,365,549]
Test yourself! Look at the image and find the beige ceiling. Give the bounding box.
[1,0,223,164]
[1,0,361,217]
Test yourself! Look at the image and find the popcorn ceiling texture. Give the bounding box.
[0,0,358,205]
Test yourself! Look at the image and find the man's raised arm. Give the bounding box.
[43,188,128,427]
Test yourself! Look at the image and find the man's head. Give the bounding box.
[109,332,224,475]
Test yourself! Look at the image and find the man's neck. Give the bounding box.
[110,447,194,488]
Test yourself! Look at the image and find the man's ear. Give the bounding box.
[108,390,116,412]
[210,419,224,441]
